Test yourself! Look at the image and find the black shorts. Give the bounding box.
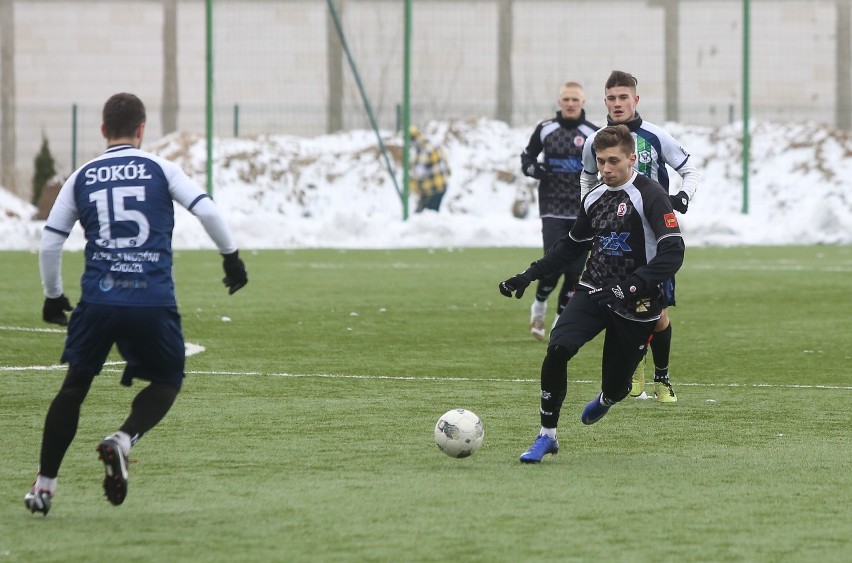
[550,290,656,399]
[61,302,185,386]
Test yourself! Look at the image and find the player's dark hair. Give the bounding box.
[592,124,635,156]
[102,93,146,139]
[605,70,638,91]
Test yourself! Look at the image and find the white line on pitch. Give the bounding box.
[0,325,66,334]
[688,263,852,273]
[0,343,206,372]
[3,365,850,391]
[190,370,852,391]
[0,361,125,372]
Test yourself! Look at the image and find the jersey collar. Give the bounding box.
[606,112,643,132]
[105,144,135,153]
[556,109,586,129]
[607,170,639,191]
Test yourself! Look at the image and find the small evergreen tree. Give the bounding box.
[32,135,57,205]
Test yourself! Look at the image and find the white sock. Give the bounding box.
[109,431,132,457]
[35,474,57,493]
[531,300,547,316]
[540,427,557,439]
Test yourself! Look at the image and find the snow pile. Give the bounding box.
[2,119,851,251]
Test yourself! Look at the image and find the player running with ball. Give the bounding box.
[499,124,684,463]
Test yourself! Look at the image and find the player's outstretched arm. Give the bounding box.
[498,272,533,299]
[671,159,701,213]
[186,197,247,295]
[39,226,74,324]
[499,257,548,299]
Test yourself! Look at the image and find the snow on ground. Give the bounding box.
[2,118,851,251]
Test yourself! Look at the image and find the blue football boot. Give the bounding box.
[519,434,559,463]
[581,393,611,425]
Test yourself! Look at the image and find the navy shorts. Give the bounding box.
[662,277,676,307]
[61,302,185,386]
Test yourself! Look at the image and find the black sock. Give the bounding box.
[39,394,83,477]
[539,346,572,428]
[651,324,672,381]
[39,369,93,477]
[119,382,181,440]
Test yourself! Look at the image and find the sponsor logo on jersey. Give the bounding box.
[664,213,678,228]
[599,231,632,255]
[617,202,628,216]
[99,273,115,292]
[547,156,583,174]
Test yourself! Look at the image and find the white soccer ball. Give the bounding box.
[434,408,485,458]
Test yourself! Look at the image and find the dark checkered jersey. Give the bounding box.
[521,111,597,220]
[533,172,684,321]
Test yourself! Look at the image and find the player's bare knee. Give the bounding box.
[656,310,669,331]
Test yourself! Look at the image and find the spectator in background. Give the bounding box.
[409,125,451,212]
[521,81,598,341]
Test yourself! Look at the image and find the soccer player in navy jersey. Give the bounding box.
[581,70,701,403]
[499,125,684,463]
[24,93,248,515]
[520,82,598,341]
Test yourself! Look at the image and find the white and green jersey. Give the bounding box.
[582,114,691,192]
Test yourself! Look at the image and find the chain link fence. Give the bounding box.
[1,0,849,199]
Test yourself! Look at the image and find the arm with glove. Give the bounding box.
[39,222,74,326]
[669,158,701,214]
[520,125,551,181]
[190,196,248,295]
[499,235,590,299]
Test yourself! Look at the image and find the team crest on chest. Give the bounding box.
[617,202,628,216]
[638,151,652,164]
[574,135,585,147]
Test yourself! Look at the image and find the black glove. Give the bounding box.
[222,251,248,295]
[43,294,73,325]
[499,273,532,299]
[670,191,689,213]
[524,162,551,180]
[588,277,646,308]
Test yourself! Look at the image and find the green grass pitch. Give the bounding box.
[1,246,850,562]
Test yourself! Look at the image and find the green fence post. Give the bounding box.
[401,0,411,220]
[742,0,750,214]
